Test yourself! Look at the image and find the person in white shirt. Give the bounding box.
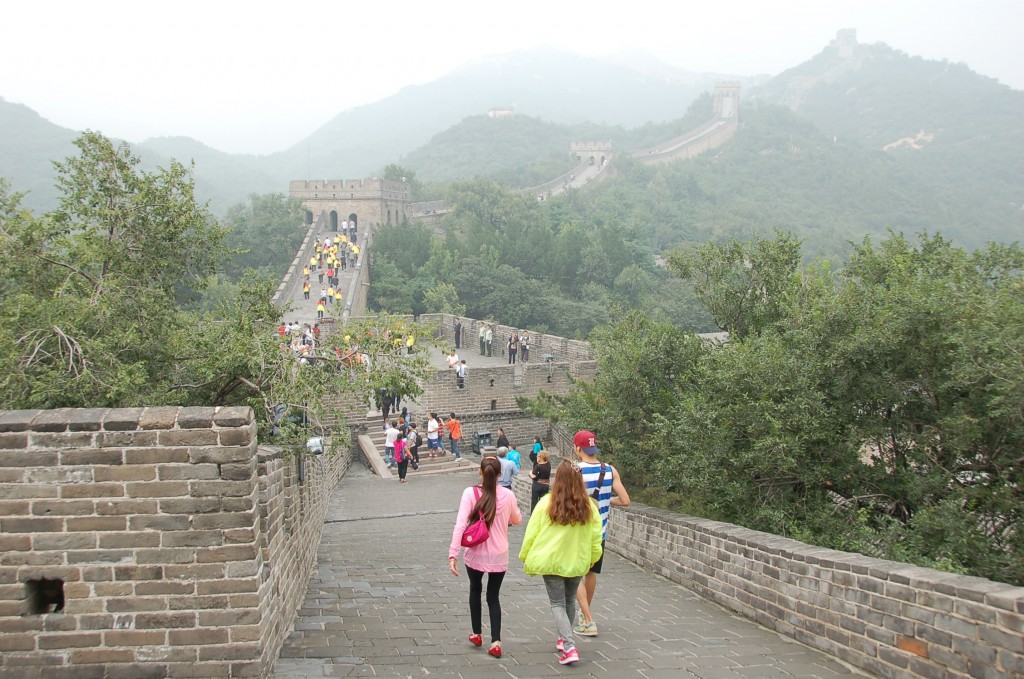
[383,420,400,467]
[427,412,442,459]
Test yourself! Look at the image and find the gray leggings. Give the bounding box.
[543,574,582,651]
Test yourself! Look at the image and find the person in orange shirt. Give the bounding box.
[444,413,464,460]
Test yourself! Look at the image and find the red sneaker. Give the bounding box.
[558,648,579,665]
[488,642,502,658]
[468,633,482,647]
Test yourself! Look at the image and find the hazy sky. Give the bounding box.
[2,0,1020,155]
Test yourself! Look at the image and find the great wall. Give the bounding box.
[1,79,1022,679]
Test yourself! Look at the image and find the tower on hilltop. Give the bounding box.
[713,82,740,121]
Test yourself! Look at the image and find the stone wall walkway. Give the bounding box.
[272,469,869,678]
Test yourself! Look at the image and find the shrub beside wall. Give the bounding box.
[0,407,347,678]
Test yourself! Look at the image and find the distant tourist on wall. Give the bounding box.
[529,450,551,510]
[445,413,463,460]
[479,323,487,356]
[454,318,463,349]
[496,447,517,489]
[530,436,543,465]
[520,330,530,362]
[427,413,442,459]
[507,331,518,365]
[456,360,467,390]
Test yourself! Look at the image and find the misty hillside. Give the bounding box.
[284,47,721,179]
[0,48,722,215]
[2,37,1022,250]
[402,93,718,187]
[398,36,1022,256]
[0,98,79,211]
[753,35,1024,209]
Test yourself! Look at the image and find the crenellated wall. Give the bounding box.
[419,313,596,375]
[289,178,411,228]
[0,407,349,679]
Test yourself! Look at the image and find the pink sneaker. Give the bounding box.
[558,647,579,665]
[556,638,565,652]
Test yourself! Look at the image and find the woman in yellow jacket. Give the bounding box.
[518,460,603,666]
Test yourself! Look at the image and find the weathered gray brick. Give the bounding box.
[102,408,145,431]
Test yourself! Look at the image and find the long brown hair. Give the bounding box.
[547,460,593,526]
[473,457,501,526]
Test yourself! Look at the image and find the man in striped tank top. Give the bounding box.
[572,430,630,637]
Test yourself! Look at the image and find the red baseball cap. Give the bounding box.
[573,430,600,454]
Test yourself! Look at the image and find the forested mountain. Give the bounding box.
[293,47,721,180]
[0,49,722,214]
[753,35,1024,241]
[403,94,718,187]
[574,102,1021,256]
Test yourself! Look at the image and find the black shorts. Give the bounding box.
[590,539,606,574]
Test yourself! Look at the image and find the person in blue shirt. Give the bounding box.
[495,448,518,488]
[506,446,522,470]
[530,436,543,465]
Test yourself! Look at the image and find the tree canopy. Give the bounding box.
[536,231,1024,586]
[0,133,435,450]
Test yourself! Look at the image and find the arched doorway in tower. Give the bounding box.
[305,210,313,225]
[330,211,338,231]
[348,213,358,240]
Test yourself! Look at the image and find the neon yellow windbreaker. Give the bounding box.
[519,495,603,577]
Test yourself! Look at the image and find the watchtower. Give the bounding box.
[289,178,411,230]
[713,82,741,121]
[571,140,613,166]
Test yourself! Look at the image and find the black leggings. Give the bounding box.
[466,566,505,642]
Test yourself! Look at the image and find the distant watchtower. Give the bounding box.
[289,178,411,230]
[714,82,740,121]
[833,28,858,58]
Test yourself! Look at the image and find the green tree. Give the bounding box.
[667,230,801,339]
[547,231,1024,585]
[422,282,466,315]
[223,193,306,280]
[0,134,436,456]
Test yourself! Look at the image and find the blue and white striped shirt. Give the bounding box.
[579,461,614,538]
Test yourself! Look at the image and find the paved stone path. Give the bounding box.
[272,470,869,678]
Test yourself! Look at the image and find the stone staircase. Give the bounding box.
[362,413,477,477]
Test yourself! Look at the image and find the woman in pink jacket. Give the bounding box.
[448,456,523,658]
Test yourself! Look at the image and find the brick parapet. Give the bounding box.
[0,407,348,679]
[419,313,595,376]
[598,503,1023,678]
[506,473,1024,678]
[420,362,574,419]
